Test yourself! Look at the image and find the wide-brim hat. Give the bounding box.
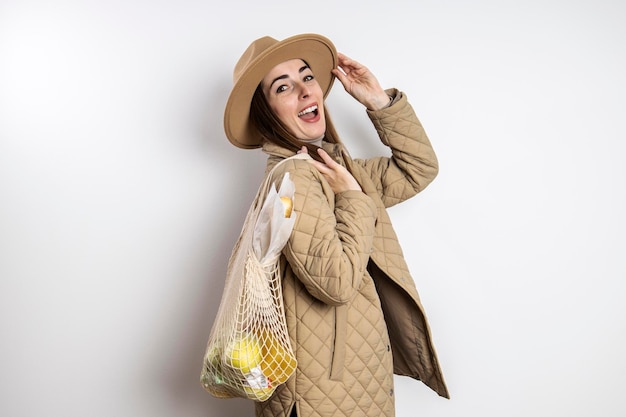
[224,33,337,149]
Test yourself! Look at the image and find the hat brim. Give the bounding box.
[224,34,337,149]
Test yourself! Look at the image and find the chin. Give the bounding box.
[306,126,326,141]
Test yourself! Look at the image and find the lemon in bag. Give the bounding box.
[244,385,274,401]
[280,196,293,218]
[259,331,297,384]
[225,332,263,374]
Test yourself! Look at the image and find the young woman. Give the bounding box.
[223,33,449,417]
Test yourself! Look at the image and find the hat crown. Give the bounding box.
[233,36,278,84]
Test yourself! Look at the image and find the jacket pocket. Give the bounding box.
[329,304,347,381]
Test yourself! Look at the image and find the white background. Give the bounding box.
[1,0,625,416]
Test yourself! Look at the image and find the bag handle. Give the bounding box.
[251,153,312,213]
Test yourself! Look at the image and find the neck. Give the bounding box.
[301,136,324,148]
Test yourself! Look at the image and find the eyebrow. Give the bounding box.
[268,64,311,90]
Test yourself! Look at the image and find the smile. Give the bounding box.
[298,105,318,117]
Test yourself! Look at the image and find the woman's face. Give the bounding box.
[261,59,326,143]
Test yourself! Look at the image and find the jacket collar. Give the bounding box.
[261,140,347,162]
[261,141,295,159]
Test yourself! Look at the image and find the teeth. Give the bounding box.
[298,105,317,116]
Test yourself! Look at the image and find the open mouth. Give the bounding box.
[298,105,319,120]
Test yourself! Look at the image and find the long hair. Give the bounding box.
[249,84,342,164]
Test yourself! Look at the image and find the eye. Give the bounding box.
[275,84,289,94]
[303,74,314,82]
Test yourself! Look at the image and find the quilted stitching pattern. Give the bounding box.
[257,274,394,417]
[255,91,447,417]
[355,89,439,208]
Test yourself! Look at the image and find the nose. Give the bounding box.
[298,82,310,99]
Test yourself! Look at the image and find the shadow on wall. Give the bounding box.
[158,78,264,416]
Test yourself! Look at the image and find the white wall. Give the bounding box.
[1,1,625,416]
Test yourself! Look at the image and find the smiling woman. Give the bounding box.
[260,59,327,145]
[205,33,449,417]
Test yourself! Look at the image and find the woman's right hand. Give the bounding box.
[332,52,390,111]
[298,146,362,193]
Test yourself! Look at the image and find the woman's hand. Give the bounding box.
[332,52,390,111]
[298,146,362,193]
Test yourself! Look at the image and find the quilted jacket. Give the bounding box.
[255,89,449,417]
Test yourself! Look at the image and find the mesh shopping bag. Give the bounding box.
[201,154,309,401]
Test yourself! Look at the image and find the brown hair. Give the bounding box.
[249,84,341,164]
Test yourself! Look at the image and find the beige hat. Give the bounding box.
[223,33,337,149]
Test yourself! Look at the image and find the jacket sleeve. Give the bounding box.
[353,88,439,208]
[274,159,377,306]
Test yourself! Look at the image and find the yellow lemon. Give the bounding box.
[225,333,262,374]
[259,332,297,384]
[280,196,293,218]
[244,385,274,402]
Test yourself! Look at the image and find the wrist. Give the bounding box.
[366,92,392,111]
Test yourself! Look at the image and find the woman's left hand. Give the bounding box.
[298,146,362,193]
[332,52,390,111]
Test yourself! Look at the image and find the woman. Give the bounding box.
[223,34,449,417]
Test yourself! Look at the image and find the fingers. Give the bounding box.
[333,53,356,80]
[332,67,348,87]
[316,148,336,166]
[307,148,334,174]
[332,52,387,110]
[306,148,362,193]
[332,53,351,88]
[337,54,371,85]
[336,52,360,71]
[296,145,308,154]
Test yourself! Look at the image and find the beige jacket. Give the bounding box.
[256,90,448,417]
